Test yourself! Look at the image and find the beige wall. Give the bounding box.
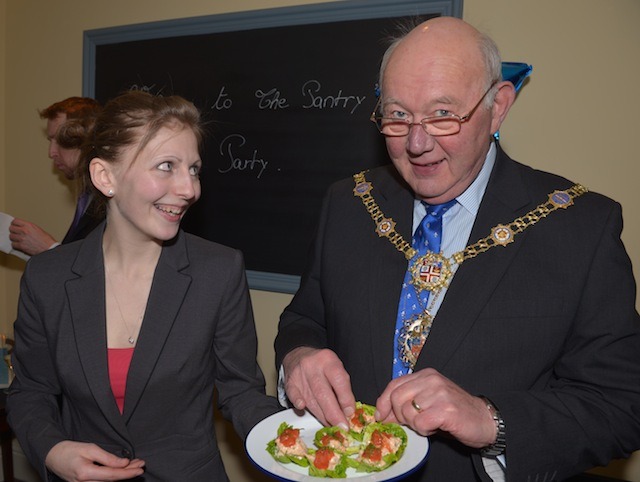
[1,0,639,480]
[0,1,6,332]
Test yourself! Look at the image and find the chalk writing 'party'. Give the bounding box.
[218,134,268,179]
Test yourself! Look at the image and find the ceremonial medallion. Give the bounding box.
[398,314,433,369]
[353,171,587,371]
[491,224,515,246]
[410,251,452,293]
[549,190,573,208]
[376,218,395,237]
[353,181,372,197]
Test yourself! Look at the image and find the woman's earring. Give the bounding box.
[107,189,114,197]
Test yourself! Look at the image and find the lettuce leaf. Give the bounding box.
[307,448,349,478]
[314,426,360,455]
[354,422,408,472]
[348,402,376,441]
[265,422,309,467]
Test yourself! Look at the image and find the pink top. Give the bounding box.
[107,348,134,414]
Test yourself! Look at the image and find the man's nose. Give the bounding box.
[48,140,59,159]
[406,123,436,155]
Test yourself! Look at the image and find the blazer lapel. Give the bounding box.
[366,167,415,392]
[122,233,192,422]
[415,148,533,372]
[66,223,131,438]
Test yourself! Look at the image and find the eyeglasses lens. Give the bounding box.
[377,117,461,136]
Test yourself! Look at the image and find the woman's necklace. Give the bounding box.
[105,266,144,345]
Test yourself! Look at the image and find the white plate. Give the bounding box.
[245,408,429,481]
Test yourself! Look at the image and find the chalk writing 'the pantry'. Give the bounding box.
[301,80,366,114]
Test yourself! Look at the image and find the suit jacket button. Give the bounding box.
[121,448,132,459]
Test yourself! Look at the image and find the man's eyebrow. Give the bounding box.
[430,94,457,105]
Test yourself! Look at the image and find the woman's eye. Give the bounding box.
[157,161,173,172]
[189,165,201,176]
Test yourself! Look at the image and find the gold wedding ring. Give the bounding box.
[411,399,423,413]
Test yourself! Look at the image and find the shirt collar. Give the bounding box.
[454,141,496,217]
[413,141,496,219]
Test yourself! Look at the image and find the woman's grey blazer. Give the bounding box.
[7,224,281,481]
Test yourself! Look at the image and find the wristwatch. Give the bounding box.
[480,397,506,457]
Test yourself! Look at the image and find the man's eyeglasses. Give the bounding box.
[370,82,498,137]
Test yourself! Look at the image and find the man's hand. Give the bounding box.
[282,347,356,429]
[376,368,497,448]
[45,440,145,482]
[9,218,57,255]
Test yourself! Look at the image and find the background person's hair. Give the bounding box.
[39,96,102,121]
[56,115,100,150]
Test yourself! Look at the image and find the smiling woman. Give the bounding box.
[6,90,282,482]
[91,124,202,245]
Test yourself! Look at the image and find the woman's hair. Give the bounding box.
[78,90,204,213]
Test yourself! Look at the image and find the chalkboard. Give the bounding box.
[83,0,463,293]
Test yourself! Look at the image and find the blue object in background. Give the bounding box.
[502,62,533,93]
[495,62,533,140]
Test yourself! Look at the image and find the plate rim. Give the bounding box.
[245,407,429,481]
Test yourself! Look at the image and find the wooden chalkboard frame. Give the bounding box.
[82,0,463,294]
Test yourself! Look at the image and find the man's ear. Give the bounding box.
[490,81,517,136]
[89,157,115,197]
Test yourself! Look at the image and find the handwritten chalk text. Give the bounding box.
[255,88,289,110]
[218,134,268,179]
[301,80,366,114]
[212,86,233,110]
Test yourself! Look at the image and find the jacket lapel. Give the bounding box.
[366,167,415,392]
[415,147,533,372]
[122,233,192,423]
[66,223,131,438]
[67,227,193,431]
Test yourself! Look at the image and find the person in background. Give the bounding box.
[7,90,281,482]
[9,97,103,256]
[275,17,640,481]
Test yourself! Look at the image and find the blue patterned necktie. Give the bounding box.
[392,199,456,378]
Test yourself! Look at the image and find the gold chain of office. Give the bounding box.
[353,170,588,293]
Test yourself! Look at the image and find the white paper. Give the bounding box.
[0,212,31,261]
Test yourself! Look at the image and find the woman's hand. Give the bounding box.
[45,441,145,482]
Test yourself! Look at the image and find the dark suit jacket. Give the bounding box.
[276,146,640,481]
[61,196,104,244]
[8,224,281,482]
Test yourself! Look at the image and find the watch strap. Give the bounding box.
[480,396,506,457]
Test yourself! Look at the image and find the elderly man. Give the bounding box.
[9,97,102,256]
[275,17,640,481]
